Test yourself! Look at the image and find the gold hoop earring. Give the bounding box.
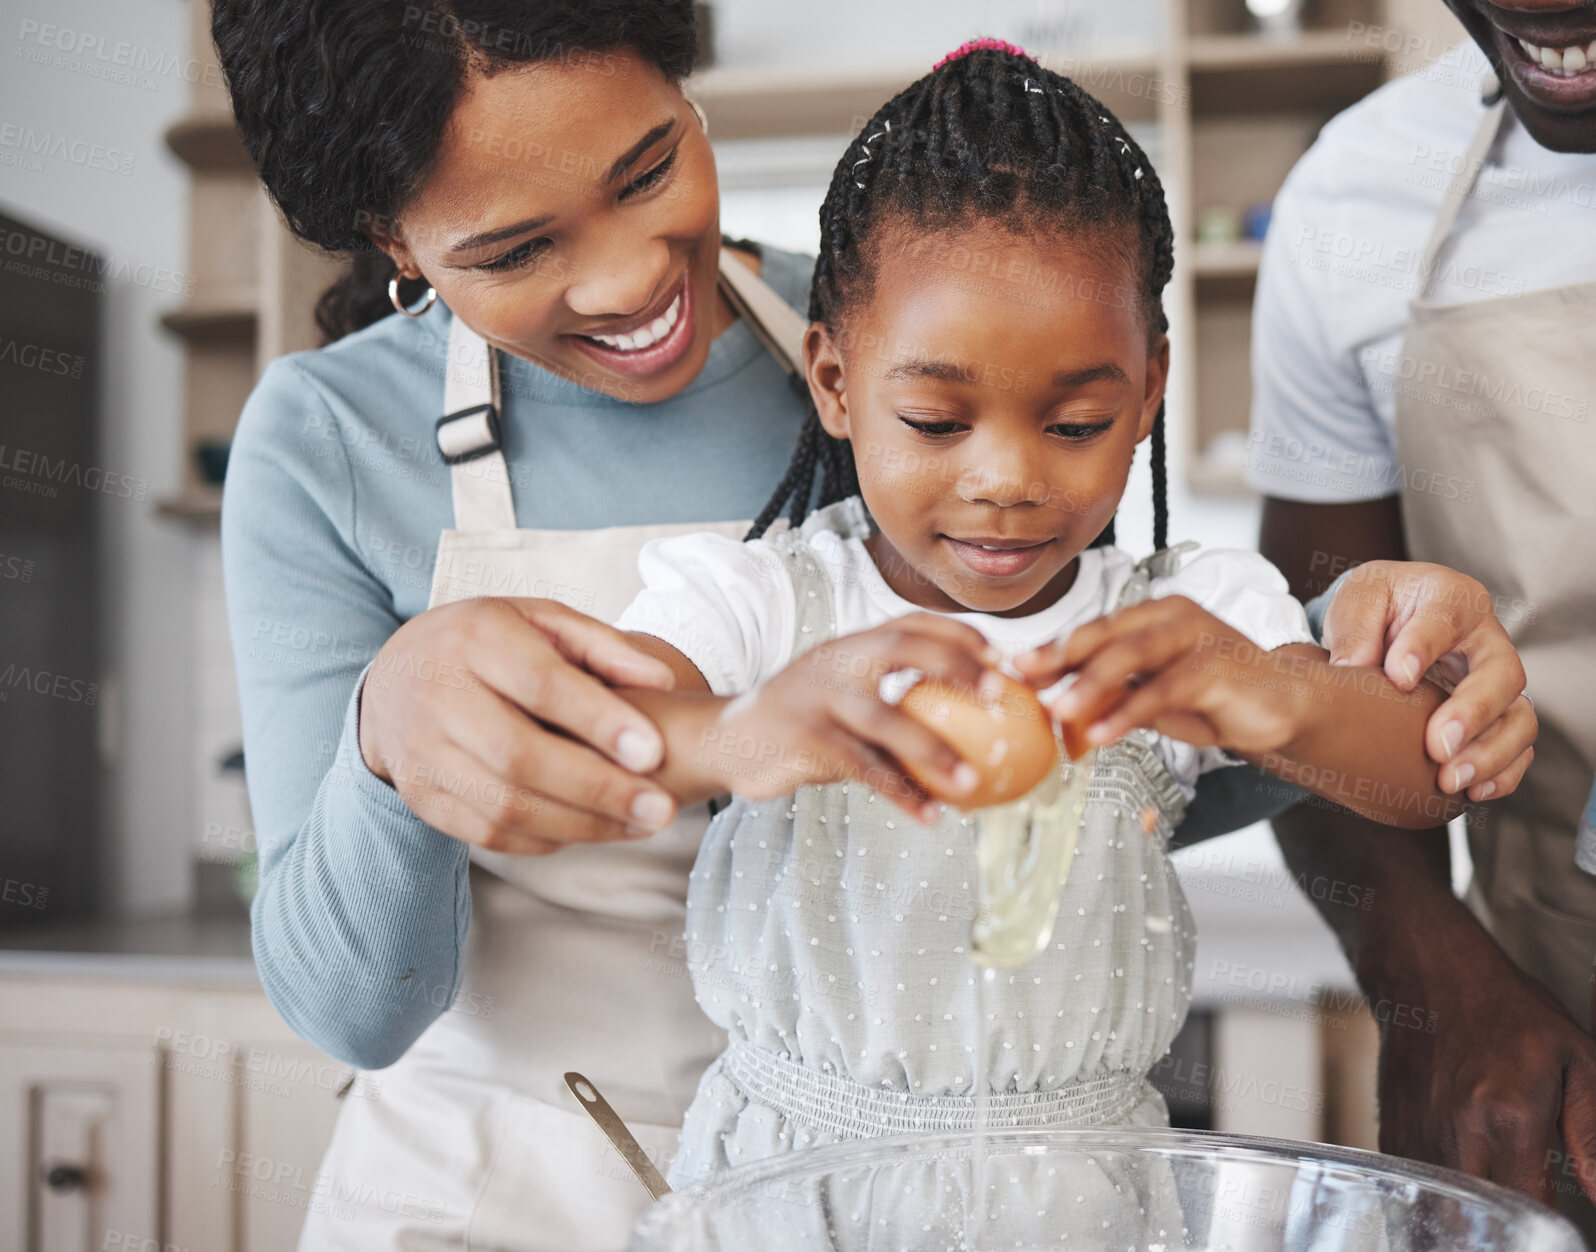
[389,275,437,318]
[688,97,708,136]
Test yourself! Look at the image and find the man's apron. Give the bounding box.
[296,251,807,1251]
[1394,86,1596,1029]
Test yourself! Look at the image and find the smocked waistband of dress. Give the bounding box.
[721,1040,1150,1140]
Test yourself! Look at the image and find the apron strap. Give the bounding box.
[783,543,839,660]
[1416,87,1509,302]
[777,498,871,658]
[436,248,811,533]
[1116,540,1199,610]
[439,311,516,532]
[716,247,809,377]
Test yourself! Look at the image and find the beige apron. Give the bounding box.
[1394,88,1596,1030]
[297,251,807,1251]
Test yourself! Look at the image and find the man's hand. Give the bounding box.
[1374,915,1596,1206]
[1321,560,1536,802]
[1271,801,1596,1209]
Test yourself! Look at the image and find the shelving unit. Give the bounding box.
[693,47,1169,134]
[157,0,339,523]
[1172,0,1381,491]
[160,0,1458,513]
[694,1,1445,495]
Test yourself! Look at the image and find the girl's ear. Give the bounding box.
[805,322,851,439]
[1134,333,1170,444]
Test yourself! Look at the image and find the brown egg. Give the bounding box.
[899,673,1060,809]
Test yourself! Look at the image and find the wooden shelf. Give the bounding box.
[1187,29,1368,70]
[1191,240,1263,279]
[155,0,1431,505]
[692,49,1167,138]
[155,486,223,522]
[1186,450,1252,496]
[1188,32,1386,114]
[159,290,259,341]
[164,114,251,171]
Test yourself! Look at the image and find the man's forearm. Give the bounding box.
[1271,800,1480,1001]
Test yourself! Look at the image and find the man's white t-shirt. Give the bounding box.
[1246,41,1596,502]
[615,502,1314,800]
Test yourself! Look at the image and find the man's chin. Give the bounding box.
[1499,77,1596,154]
[1446,0,1596,154]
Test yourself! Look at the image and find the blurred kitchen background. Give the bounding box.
[0,0,1472,1246]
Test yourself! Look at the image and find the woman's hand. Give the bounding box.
[357,597,683,855]
[1319,560,1536,801]
[712,614,1002,822]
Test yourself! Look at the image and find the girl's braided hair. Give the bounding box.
[748,39,1174,552]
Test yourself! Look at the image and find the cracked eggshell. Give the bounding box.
[899,673,1059,808]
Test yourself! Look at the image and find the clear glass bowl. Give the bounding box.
[629,1127,1581,1251]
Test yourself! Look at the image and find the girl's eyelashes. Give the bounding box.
[898,416,1117,440]
[1048,419,1116,440]
[898,415,966,437]
[620,147,678,200]
[477,236,552,274]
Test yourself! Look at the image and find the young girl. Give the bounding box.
[610,40,1459,1194]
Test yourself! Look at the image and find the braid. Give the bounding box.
[751,41,1176,552]
[1150,403,1169,552]
[746,410,823,540]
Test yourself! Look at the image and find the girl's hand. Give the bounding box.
[1013,597,1307,755]
[358,597,682,856]
[715,613,1003,822]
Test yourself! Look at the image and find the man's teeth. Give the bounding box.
[1517,36,1596,75]
[588,293,682,351]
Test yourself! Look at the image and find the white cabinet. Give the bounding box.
[0,965,348,1252]
[0,1040,160,1252]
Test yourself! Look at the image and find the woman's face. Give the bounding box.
[808,221,1167,618]
[377,51,724,404]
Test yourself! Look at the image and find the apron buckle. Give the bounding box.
[436,402,503,464]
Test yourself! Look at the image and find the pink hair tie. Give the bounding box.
[933,37,1030,70]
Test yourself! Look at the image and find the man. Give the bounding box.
[1249,0,1596,1234]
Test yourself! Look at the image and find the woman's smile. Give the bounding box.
[566,268,697,378]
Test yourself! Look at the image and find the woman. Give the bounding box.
[212,3,1538,1248]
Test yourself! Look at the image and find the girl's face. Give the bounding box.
[374,51,724,404]
[808,221,1168,618]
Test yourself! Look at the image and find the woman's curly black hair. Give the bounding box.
[211,0,698,343]
[748,43,1175,553]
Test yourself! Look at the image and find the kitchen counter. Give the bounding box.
[0,830,1356,998]
[0,911,257,986]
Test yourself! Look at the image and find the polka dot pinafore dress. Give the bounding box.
[667,527,1199,1191]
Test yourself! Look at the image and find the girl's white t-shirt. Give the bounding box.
[615,508,1315,799]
